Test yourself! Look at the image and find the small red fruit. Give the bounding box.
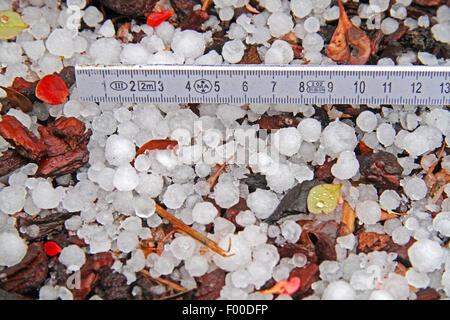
[35,74,69,105]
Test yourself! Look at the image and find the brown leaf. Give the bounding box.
[256,114,299,130]
[357,149,403,190]
[314,157,336,182]
[95,269,131,300]
[101,0,158,17]
[0,86,33,113]
[300,220,340,263]
[276,241,317,264]
[0,150,27,177]
[179,9,209,31]
[224,197,249,229]
[195,268,226,300]
[72,252,115,300]
[289,263,320,299]
[413,0,443,5]
[170,0,196,20]
[326,0,371,65]
[0,242,48,294]
[416,288,441,300]
[238,45,262,64]
[357,231,393,253]
[338,201,356,236]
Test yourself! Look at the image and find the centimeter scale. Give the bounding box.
[75,64,450,105]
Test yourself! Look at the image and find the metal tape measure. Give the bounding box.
[75,64,450,105]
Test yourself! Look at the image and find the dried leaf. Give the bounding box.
[195,268,226,300]
[0,10,28,40]
[0,86,33,113]
[256,115,299,130]
[239,45,262,64]
[135,139,178,159]
[72,252,114,300]
[307,183,342,214]
[357,231,397,254]
[179,10,209,31]
[338,201,355,236]
[358,150,403,190]
[326,0,370,65]
[101,0,158,17]
[289,264,320,298]
[35,74,69,105]
[416,288,441,300]
[413,0,442,6]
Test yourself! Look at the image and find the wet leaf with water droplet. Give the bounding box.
[0,10,28,40]
[307,183,342,214]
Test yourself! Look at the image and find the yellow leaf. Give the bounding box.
[0,10,28,40]
[307,183,342,214]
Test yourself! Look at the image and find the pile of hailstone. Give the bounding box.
[0,0,449,300]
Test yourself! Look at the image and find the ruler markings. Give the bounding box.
[75,65,450,105]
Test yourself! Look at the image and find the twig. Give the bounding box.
[155,203,234,257]
[140,269,186,292]
[201,0,212,11]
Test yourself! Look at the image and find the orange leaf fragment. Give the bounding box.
[326,0,371,65]
[259,277,301,295]
[35,74,69,105]
[134,139,178,159]
[146,11,174,28]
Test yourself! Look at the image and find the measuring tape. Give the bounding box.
[75,64,450,105]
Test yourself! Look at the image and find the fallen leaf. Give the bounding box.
[338,201,355,236]
[72,252,114,300]
[413,0,442,6]
[179,9,209,31]
[0,10,28,40]
[326,0,371,65]
[307,183,342,214]
[0,86,33,113]
[146,11,174,28]
[35,74,69,105]
[259,277,301,295]
[101,0,158,17]
[358,149,403,190]
[289,263,320,298]
[265,180,323,224]
[256,114,299,130]
[195,268,226,300]
[134,139,178,164]
[416,288,441,300]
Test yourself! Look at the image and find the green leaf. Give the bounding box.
[0,11,28,40]
[307,183,342,214]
